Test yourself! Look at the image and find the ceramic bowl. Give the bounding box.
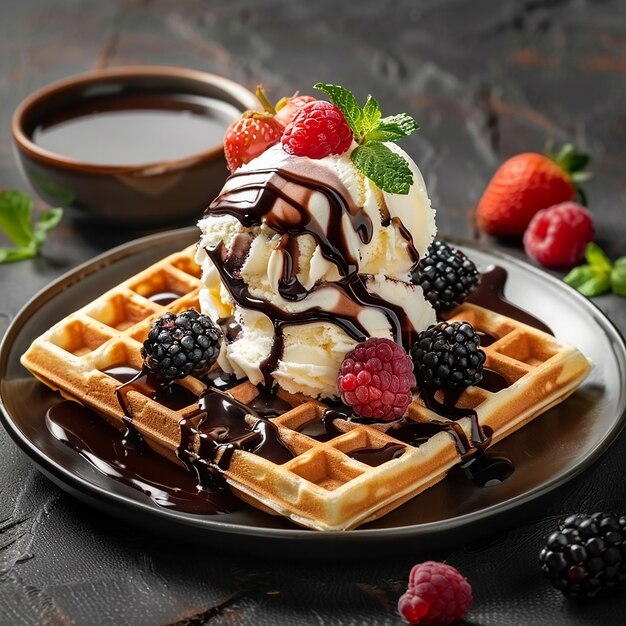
[12,66,259,225]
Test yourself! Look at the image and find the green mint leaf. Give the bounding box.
[584,242,613,272]
[32,208,63,248]
[0,190,34,247]
[0,243,37,264]
[577,273,612,297]
[365,113,420,143]
[351,142,413,195]
[611,264,626,297]
[563,265,596,289]
[314,83,363,135]
[361,95,382,136]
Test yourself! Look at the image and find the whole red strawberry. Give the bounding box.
[223,112,283,173]
[274,93,316,127]
[281,100,353,159]
[398,561,473,625]
[476,144,590,238]
[523,202,595,267]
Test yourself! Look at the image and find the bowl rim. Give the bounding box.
[11,65,260,175]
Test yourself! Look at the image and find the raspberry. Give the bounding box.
[523,202,595,267]
[281,100,353,159]
[337,338,416,421]
[398,561,473,625]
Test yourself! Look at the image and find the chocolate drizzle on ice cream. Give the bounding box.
[200,147,434,393]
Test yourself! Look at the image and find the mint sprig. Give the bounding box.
[564,243,626,298]
[314,83,420,195]
[0,190,63,263]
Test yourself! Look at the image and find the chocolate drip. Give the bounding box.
[389,216,420,271]
[204,162,420,387]
[476,329,498,347]
[46,401,240,514]
[206,166,373,276]
[247,386,293,418]
[468,266,553,335]
[348,442,406,466]
[216,316,242,343]
[177,388,294,484]
[477,368,510,393]
[147,291,183,306]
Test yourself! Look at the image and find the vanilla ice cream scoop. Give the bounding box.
[196,143,436,398]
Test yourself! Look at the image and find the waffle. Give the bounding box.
[21,245,591,531]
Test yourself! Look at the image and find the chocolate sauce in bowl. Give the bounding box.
[46,401,240,514]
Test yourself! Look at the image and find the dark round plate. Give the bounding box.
[1,227,625,558]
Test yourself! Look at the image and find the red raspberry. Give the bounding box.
[281,100,353,159]
[337,338,415,421]
[523,201,595,267]
[397,561,473,625]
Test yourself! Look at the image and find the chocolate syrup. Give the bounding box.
[148,291,183,306]
[216,316,242,343]
[46,401,240,514]
[247,387,293,418]
[450,454,514,487]
[476,329,498,347]
[477,368,510,393]
[348,442,406,466]
[468,266,553,335]
[177,388,294,484]
[205,162,420,387]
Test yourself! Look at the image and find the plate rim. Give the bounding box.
[1,226,625,543]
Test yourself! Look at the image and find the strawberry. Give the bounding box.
[274,93,316,127]
[223,112,282,173]
[223,87,315,173]
[475,144,590,238]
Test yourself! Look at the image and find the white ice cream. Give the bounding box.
[196,143,437,398]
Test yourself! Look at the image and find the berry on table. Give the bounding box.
[539,512,626,599]
[337,337,416,421]
[281,100,353,159]
[413,240,479,313]
[397,561,473,625]
[411,321,485,391]
[142,309,222,382]
[476,145,590,238]
[523,201,595,267]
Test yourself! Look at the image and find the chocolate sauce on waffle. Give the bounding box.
[348,442,406,466]
[147,290,184,306]
[46,401,240,514]
[247,387,293,418]
[204,162,420,387]
[177,388,294,484]
[468,266,553,335]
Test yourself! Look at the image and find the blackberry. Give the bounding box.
[410,321,485,390]
[142,309,222,382]
[413,240,479,313]
[539,512,626,599]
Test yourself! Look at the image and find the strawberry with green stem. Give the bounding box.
[476,144,591,238]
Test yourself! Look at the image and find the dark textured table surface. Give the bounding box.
[1,1,625,624]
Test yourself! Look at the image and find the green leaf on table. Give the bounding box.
[0,190,34,247]
[0,190,63,264]
[585,241,612,272]
[351,142,414,195]
[611,258,626,296]
[563,244,626,298]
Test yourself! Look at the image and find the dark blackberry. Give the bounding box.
[142,309,222,382]
[539,512,626,599]
[410,321,485,390]
[413,240,479,313]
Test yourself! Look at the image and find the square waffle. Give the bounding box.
[21,245,591,531]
